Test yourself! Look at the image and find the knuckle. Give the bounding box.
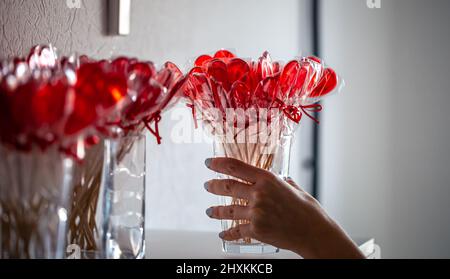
[250,208,270,235]
[216,206,225,216]
[253,188,263,199]
[224,180,233,194]
[228,207,235,218]
[261,171,277,183]
[225,160,238,173]
[305,194,320,207]
[251,199,263,211]
[252,205,266,218]
[267,171,278,180]
[251,209,269,235]
[250,221,267,237]
[250,206,266,226]
[252,187,267,202]
[230,227,241,239]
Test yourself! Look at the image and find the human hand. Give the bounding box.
[204,157,364,259]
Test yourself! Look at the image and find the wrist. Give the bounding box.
[292,212,364,259]
[294,214,338,258]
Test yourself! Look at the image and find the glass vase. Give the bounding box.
[67,141,105,258]
[213,133,293,254]
[101,133,146,259]
[0,145,75,259]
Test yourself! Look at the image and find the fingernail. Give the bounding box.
[204,181,209,191]
[205,158,212,168]
[219,231,225,239]
[206,207,213,217]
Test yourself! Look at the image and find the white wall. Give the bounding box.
[0,0,312,232]
[320,0,450,258]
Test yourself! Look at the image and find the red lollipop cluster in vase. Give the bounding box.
[0,45,130,157]
[183,49,339,130]
[182,49,341,163]
[57,53,184,146]
[0,45,185,259]
[0,45,184,158]
[99,57,184,143]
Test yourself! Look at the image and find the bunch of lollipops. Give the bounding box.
[185,50,338,119]
[0,45,183,157]
[0,45,184,253]
[66,51,184,251]
[183,49,339,156]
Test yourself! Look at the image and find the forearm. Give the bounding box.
[294,217,365,259]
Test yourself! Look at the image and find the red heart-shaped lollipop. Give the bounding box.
[195,55,212,67]
[10,81,36,135]
[310,68,338,98]
[64,93,97,136]
[214,50,235,59]
[280,60,300,97]
[227,58,250,86]
[253,75,278,108]
[207,59,229,91]
[32,78,68,129]
[231,81,251,109]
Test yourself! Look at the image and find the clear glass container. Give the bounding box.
[213,134,293,254]
[100,133,146,259]
[0,146,75,259]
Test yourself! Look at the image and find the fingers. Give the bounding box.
[205,179,252,200]
[205,157,268,183]
[219,224,253,241]
[206,205,250,220]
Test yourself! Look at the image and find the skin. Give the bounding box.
[204,157,365,259]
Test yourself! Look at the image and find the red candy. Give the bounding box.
[194,55,212,67]
[214,49,235,59]
[0,45,183,157]
[32,79,68,130]
[184,50,340,125]
[227,58,250,85]
[310,68,338,98]
[231,82,251,109]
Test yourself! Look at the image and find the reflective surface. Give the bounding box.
[101,134,146,259]
[0,146,74,259]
